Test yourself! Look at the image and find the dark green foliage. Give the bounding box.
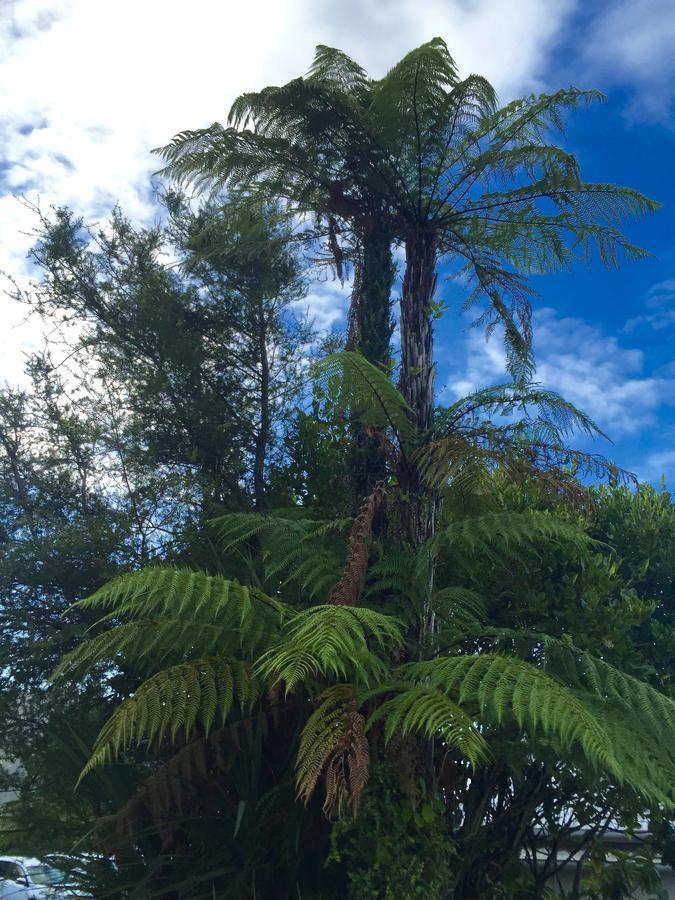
[2,36,671,900]
[17,194,307,514]
[328,765,456,900]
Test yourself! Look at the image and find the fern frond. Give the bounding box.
[72,566,289,620]
[438,383,603,440]
[80,658,259,779]
[592,703,675,806]
[256,605,403,692]
[55,568,292,679]
[369,37,459,153]
[474,627,675,740]
[314,351,416,450]
[308,45,369,98]
[108,723,254,841]
[404,654,621,778]
[296,685,369,816]
[365,684,488,767]
[441,510,595,566]
[433,586,487,625]
[211,512,347,599]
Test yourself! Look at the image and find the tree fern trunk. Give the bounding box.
[358,225,395,368]
[349,224,395,507]
[399,229,436,434]
[398,229,438,545]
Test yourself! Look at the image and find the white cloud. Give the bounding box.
[445,307,675,439]
[637,450,675,484]
[291,277,350,335]
[624,277,675,332]
[309,0,575,98]
[0,0,576,381]
[581,0,675,122]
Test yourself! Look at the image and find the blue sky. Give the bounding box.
[435,83,675,485]
[1,0,674,485]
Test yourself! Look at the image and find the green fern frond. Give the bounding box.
[308,45,369,97]
[404,653,621,778]
[364,545,438,623]
[433,586,486,624]
[73,566,289,620]
[256,605,403,692]
[441,510,595,565]
[211,512,347,599]
[80,658,259,779]
[473,627,675,740]
[314,351,416,450]
[55,568,292,679]
[369,37,460,153]
[365,684,488,767]
[592,703,675,806]
[438,383,603,440]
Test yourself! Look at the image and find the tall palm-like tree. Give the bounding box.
[155,38,658,412]
[156,38,657,541]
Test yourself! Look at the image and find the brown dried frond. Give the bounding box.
[323,709,370,817]
[328,481,386,605]
[327,214,345,284]
[345,250,363,351]
[296,688,370,818]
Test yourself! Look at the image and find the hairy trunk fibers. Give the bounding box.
[347,225,396,508]
[328,482,387,606]
[398,229,439,547]
[358,226,396,367]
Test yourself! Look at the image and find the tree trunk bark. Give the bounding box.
[358,225,395,368]
[399,229,436,435]
[347,224,395,509]
[398,229,438,545]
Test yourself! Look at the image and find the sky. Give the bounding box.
[1,0,674,485]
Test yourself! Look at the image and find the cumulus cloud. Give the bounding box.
[291,278,350,335]
[624,278,675,332]
[445,307,675,439]
[637,449,675,485]
[580,0,675,122]
[309,0,574,98]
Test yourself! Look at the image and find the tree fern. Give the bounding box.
[155,40,657,384]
